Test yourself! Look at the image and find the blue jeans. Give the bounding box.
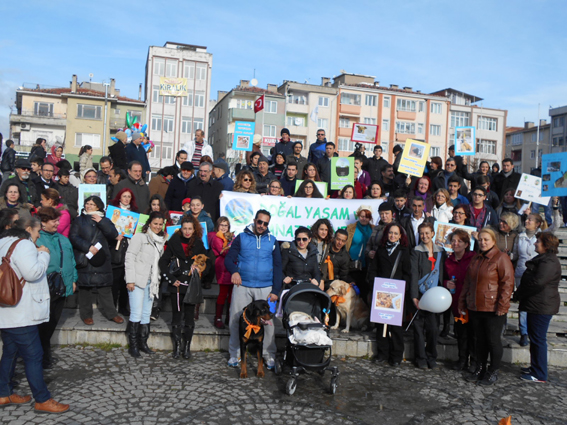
[519,311,528,336]
[128,284,152,324]
[0,325,51,402]
[527,313,552,381]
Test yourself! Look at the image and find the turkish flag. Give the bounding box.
[254,95,264,113]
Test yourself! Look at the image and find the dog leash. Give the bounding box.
[242,307,261,339]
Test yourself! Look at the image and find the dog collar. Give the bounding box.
[242,307,261,339]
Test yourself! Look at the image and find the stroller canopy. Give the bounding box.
[282,283,332,319]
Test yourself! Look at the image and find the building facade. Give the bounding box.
[145,42,213,169]
[550,105,567,151]
[505,121,552,174]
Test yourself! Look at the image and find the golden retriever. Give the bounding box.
[326,280,370,333]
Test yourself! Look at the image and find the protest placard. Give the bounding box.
[433,222,477,252]
[370,278,406,327]
[541,152,567,197]
[106,206,140,238]
[78,184,106,214]
[397,139,430,177]
[351,123,379,144]
[515,173,551,205]
[330,157,354,190]
[454,127,475,156]
[295,180,328,197]
[232,121,256,151]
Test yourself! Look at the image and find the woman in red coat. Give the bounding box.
[208,216,234,329]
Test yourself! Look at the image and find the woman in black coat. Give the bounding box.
[514,232,561,383]
[281,226,323,290]
[69,195,121,325]
[367,223,412,366]
[159,214,210,360]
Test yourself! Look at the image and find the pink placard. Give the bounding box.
[370,277,406,327]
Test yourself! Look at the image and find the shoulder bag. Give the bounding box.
[0,239,26,307]
[47,239,67,298]
[418,251,442,295]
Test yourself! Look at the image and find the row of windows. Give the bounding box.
[151,116,204,133]
[153,59,207,80]
[151,86,206,108]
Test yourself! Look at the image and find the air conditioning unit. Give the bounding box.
[294,117,302,126]
[19,123,30,131]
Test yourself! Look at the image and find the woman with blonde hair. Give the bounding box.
[431,189,453,223]
[233,170,257,193]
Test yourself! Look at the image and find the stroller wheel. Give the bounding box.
[274,359,282,376]
[318,369,326,376]
[286,378,297,396]
[330,377,338,395]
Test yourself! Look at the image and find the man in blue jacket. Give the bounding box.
[307,129,328,165]
[125,132,151,180]
[224,210,282,369]
[212,161,234,191]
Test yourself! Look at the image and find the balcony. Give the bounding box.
[229,108,255,122]
[286,102,309,114]
[397,110,416,120]
[338,127,352,137]
[10,109,66,127]
[288,126,308,137]
[338,103,360,117]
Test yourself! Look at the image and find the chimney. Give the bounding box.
[525,121,535,129]
[403,86,412,92]
[71,74,77,93]
[390,84,399,89]
[240,80,249,88]
[374,81,380,87]
[321,77,330,86]
[267,84,277,93]
[109,78,116,97]
[416,90,421,93]
[218,90,228,101]
[138,84,142,101]
[539,119,547,126]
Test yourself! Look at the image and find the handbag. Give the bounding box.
[168,256,181,276]
[349,244,365,272]
[47,239,67,297]
[75,228,99,269]
[183,272,203,305]
[418,252,442,294]
[0,239,25,307]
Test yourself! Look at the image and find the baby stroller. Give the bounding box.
[278,283,339,395]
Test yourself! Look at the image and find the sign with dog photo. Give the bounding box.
[350,122,378,143]
[454,126,475,156]
[398,139,430,177]
[514,173,551,205]
[330,157,354,190]
[371,278,406,327]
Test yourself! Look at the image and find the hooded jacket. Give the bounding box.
[181,138,213,164]
[308,139,326,165]
[36,230,78,297]
[55,181,79,218]
[319,243,351,285]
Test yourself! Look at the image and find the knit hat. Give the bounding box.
[258,156,269,164]
[356,205,373,215]
[213,162,228,174]
[182,198,192,206]
[131,132,142,141]
[253,134,262,145]
[281,128,290,136]
[116,131,127,143]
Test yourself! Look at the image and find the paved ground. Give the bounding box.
[1,346,566,425]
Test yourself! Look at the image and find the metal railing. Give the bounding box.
[13,108,67,119]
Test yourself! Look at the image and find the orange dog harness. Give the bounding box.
[242,307,261,339]
[331,285,351,306]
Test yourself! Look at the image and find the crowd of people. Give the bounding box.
[0,128,563,414]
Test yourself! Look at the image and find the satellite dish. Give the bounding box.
[89,73,94,78]
[250,78,258,87]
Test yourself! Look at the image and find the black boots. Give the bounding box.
[172,326,182,359]
[183,326,194,360]
[138,323,154,354]
[126,321,141,358]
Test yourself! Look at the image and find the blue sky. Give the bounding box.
[1,0,566,140]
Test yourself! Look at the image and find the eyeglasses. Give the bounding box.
[446,163,456,167]
[256,219,269,227]
[454,212,466,216]
[296,237,309,242]
[472,193,485,197]
[243,178,252,182]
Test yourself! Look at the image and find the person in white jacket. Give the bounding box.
[182,130,213,167]
[124,211,166,358]
[431,189,454,223]
[0,217,69,414]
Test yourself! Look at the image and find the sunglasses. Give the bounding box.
[296,237,309,242]
[243,178,252,182]
[19,167,31,171]
[256,219,269,226]
[317,134,325,136]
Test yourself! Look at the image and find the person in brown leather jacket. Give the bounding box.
[458,227,514,386]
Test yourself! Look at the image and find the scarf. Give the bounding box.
[119,202,130,210]
[85,210,104,218]
[331,285,350,306]
[385,241,399,256]
[178,172,192,183]
[469,205,486,231]
[146,230,166,300]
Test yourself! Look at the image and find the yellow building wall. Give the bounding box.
[21,94,67,117]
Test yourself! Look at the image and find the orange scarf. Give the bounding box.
[331,286,350,306]
[324,255,334,280]
[242,307,261,339]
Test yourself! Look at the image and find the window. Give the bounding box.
[165,61,177,78]
[184,63,195,79]
[196,65,207,80]
[383,96,390,108]
[396,121,415,134]
[287,94,307,105]
[339,118,350,128]
[478,116,497,131]
[33,102,53,117]
[75,133,101,148]
[149,142,173,161]
[287,116,305,127]
[77,104,101,120]
[382,119,389,131]
[552,137,565,146]
[338,138,351,152]
[181,118,192,134]
[553,117,565,127]
[153,59,164,76]
[317,118,328,129]
[417,123,424,134]
[163,116,174,133]
[183,91,193,107]
[151,115,162,131]
[511,149,522,162]
[236,99,253,109]
[114,109,121,116]
[318,96,329,107]
[340,93,361,105]
[266,101,277,114]
[530,150,536,159]
[477,139,497,154]
[539,149,543,157]
[194,118,203,131]
[396,99,416,112]
[152,85,163,103]
[195,91,205,108]
[510,133,523,145]
[129,111,142,123]
[450,111,470,128]
[364,117,376,125]
[264,125,276,137]
[365,95,377,107]
[430,146,440,157]
[430,124,441,136]
[531,133,537,143]
[418,101,424,112]
[165,96,176,104]
[430,102,442,114]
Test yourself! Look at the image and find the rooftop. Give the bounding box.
[234,85,284,96]
[163,41,207,50]
[431,88,483,102]
[19,87,144,104]
[341,83,448,99]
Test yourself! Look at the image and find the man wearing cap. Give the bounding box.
[183,130,214,168]
[165,162,195,211]
[109,131,128,171]
[125,132,151,180]
[286,142,308,177]
[368,145,389,182]
[253,157,276,194]
[0,158,38,207]
[114,161,150,212]
[272,128,294,164]
[55,168,79,218]
[185,162,223,221]
[308,129,328,165]
[212,161,234,191]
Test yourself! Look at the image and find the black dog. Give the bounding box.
[239,300,273,379]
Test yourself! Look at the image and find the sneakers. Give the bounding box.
[34,398,70,414]
[227,357,240,367]
[0,394,31,406]
[264,356,275,370]
[521,366,532,374]
[520,374,546,383]
[479,370,498,386]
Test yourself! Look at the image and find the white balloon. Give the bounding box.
[419,286,452,313]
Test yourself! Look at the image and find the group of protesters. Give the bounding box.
[0,127,562,414]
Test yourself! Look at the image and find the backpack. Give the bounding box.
[0,239,26,306]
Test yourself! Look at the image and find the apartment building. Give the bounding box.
[550,105,567,150]
[431,88,507,170]
[332,73,450,161]
[145,42,213,169]
[208,81,285,163]
[9,75,145,164]
[505,121,550,174]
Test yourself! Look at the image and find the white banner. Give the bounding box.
[220,191,384,241]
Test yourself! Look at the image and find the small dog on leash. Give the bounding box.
[239,300,273,379]
[326,280,369,333]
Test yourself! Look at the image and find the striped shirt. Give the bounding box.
[191,141,204,167]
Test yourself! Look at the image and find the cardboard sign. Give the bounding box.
[397,139,430,177]
[351,123,379,144]
[541,152,567,197]
[433,222,476,252]
[232,121,256,151]
[295,180,328,197]
[515,173,551,205]
[169,211,183,226]
[106,206,140,238]
[370,277,406,327]
[330,157,354,190]
[454,127,476,156]
[78,184,106,214]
